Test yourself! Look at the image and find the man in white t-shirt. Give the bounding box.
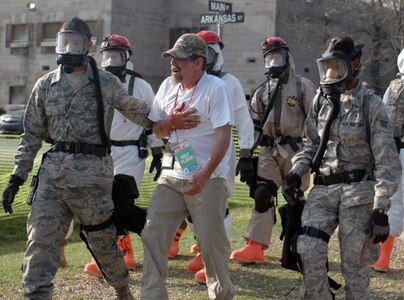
[141,33,236,300]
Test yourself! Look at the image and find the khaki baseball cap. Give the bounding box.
[162,33,208,59]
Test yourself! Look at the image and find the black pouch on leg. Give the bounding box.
[248,157,259,198]
[26,151,49,205]
[26,175,39,205]
[112,174,146,236]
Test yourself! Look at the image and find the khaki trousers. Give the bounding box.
[141,175,235,300]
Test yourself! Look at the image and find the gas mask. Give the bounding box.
[317,52,352,100]
[264,49,289,79]
[101,50,127,82]
[56,31,89,73]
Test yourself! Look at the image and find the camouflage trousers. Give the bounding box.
[297,181,379,300]
[22,173,129,299]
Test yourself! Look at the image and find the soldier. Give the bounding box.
[282,37,401,299]
[141,33,236,300]
[372,47,404,273]
[1,17,153,299]
[83,34,163,277]
[230,37,316,263]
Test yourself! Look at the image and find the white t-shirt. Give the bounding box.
[149,72,235,180]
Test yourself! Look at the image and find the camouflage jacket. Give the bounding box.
[291,80,401,210]
[13,65,151,183]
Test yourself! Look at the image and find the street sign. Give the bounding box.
[200,12,245,25]
[208,1,232,13]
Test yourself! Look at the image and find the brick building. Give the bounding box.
[0,0,397,111]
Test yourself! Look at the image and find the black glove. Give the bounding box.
[149,147,163,181]
[236,149,254,185]
[370,209,389,243]
[281,172,302,206]
[2,175,24,214]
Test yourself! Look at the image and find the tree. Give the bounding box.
[320,0,403,92]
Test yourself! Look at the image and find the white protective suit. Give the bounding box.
[382,48,404,237]
[110,61,163,186]
[209,43,255,195]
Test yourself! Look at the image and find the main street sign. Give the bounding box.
[200,12,245,25]
[208,1,232,13]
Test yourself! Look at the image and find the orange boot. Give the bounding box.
[230,240,265,263]
[186,252,204,273]
[194,267,207,285]
[372,235,395,273]
[168,227,185,258]
[117,233,135,270]
[84,260,102,278]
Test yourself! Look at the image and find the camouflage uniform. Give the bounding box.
[13,65,151,299]
[246,53,316,248]
[290,81,401,299]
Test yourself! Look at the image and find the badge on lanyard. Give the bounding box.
[162,145,175,169]
[171,140,199,174]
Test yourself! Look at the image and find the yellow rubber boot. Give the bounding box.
[230,240,265,263]
[372,235,395,273]
[117,233,135,271]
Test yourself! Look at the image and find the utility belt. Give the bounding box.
[111,140,139,147]
[315,169,374,186]
[52,141,109,157]
[260,135,302,151]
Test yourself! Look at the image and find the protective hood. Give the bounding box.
[126,60,134,71]
[398,48,404,75]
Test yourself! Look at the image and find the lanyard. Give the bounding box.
[173,80,199,112]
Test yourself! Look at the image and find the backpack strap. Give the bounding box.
[363,92,370,145]
[88,55,111,149]
[218,71,227,78]
[128,75,135,95]
[296,75,302,103]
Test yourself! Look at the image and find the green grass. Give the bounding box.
[0,135,403,299]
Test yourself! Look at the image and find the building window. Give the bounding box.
[169,27,209,48]
[43,22,62,46]
[9,86,26,105]
[11,24,29,45]
[36,22,62,54]
[6,24,32,54]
